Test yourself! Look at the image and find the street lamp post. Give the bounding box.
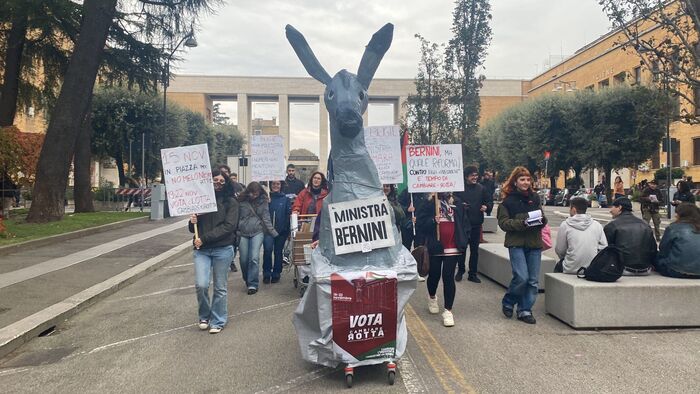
[150,28,197,211]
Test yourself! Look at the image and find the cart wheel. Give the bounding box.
[344,367,354,388]
[293,266,299,288]
[387,362,396,385]
[293,278,298,288]
[299,285,306,298]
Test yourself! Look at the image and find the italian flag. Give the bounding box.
[396,130,409,194]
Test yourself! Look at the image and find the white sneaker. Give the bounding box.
[209,327,222,334]
[417,275,426,282]
[442,310,455,327]
[428,296,439,314]
[198,320,208,330]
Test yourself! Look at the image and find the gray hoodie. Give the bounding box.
[555,214,608,274]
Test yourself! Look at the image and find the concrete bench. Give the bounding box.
[477,244,557,291]
[482,216,498,233]
[545,272,700,329]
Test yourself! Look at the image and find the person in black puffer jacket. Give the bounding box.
[497,166,547,325]
[455,165,493,283]
[604,197,657,275]
[188,168,239,334]
[238,182,278,294]
[262,180,292,284]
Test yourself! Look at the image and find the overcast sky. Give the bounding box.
[175,0,614,156]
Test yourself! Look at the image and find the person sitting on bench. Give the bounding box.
[604,197,657,276]
[554,197,607,273]
[655,203,700,279]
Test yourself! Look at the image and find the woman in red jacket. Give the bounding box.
[291,171,329,215]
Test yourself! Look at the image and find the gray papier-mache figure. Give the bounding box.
[286,22,418,375]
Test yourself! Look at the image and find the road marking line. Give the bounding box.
[163,263,193,269]
[405,304,476,394]
[87,299,298,354]
[108,285,195,302]
[399,349,428,393]
[0,220,189,289]
[253,366,340,394]
[0,367,30,377]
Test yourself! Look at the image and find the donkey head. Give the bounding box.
[285,24,393,139]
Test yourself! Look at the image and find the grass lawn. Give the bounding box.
[0,209,148,246]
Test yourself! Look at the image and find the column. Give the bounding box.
[319,95,329,173]
[395,96,408,125]
[237,93,250,151]
[278,94,290,158]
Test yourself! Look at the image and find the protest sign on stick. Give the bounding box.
[364,126,402,184]
[161,143,217,217]
[406,144,464,193]
[251,135,286,182]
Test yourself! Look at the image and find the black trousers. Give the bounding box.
[427,254,460,310]
[458,225,482,276]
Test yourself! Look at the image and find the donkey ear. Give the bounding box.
[357,23,394,90]
[285,25,332,85]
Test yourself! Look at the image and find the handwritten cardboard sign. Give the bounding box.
[160,143,217,216]
[251,135,286,182]
[406,144,464,193]
[328,197,395,255]
[364,126,402,184]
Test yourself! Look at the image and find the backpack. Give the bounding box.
[576,245,624,282]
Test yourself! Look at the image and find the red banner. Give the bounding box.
[331,271,397,361]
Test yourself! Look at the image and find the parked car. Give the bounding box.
[554,188,572,206]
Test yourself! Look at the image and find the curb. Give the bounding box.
[0,216,150,256]
[0,241,191,359]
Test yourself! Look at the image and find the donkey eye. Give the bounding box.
[328,90,334,100]
[359,91,366,100]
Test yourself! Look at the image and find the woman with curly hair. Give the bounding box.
[291,171,329,215]
[497,166,547,325]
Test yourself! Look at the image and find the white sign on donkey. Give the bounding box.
[160,143,217,216]
[328,197,396,255]
[251,135,286,182]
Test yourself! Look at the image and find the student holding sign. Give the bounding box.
[416,193,470,327]
[188,169,239,334]
[497,166,547,325]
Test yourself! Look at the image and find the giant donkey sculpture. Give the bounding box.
[286,23,417,370]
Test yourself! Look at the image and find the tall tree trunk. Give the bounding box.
[27,0,117,222]
[74,102,95,213]
[115,153,126,187]
[0,12,28,127]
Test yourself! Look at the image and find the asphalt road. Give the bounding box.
[1,211,698,393]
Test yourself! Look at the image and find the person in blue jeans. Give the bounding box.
[496,166,547,325]
[263,180,292,284]
[188,169,239,334]
[238,182,278,294]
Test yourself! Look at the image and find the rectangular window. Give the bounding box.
[585,85,594,91]
[695,87,700,116]
[634,66,642,84]
[598,79,610,89]
[652,61,660,82]
[651,149,660,168]
[694,138,700,165]
[613,72,626,85]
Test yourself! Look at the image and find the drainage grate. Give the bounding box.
[38,326,56,337]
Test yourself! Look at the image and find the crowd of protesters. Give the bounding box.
[187,159,699,334]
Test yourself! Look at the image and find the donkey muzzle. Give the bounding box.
[336,109,363,138]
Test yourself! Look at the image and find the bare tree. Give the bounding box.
[600,0,700,123]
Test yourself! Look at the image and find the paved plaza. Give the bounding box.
[0,206,698,393]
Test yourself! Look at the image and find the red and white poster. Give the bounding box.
[331,271,397,362]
